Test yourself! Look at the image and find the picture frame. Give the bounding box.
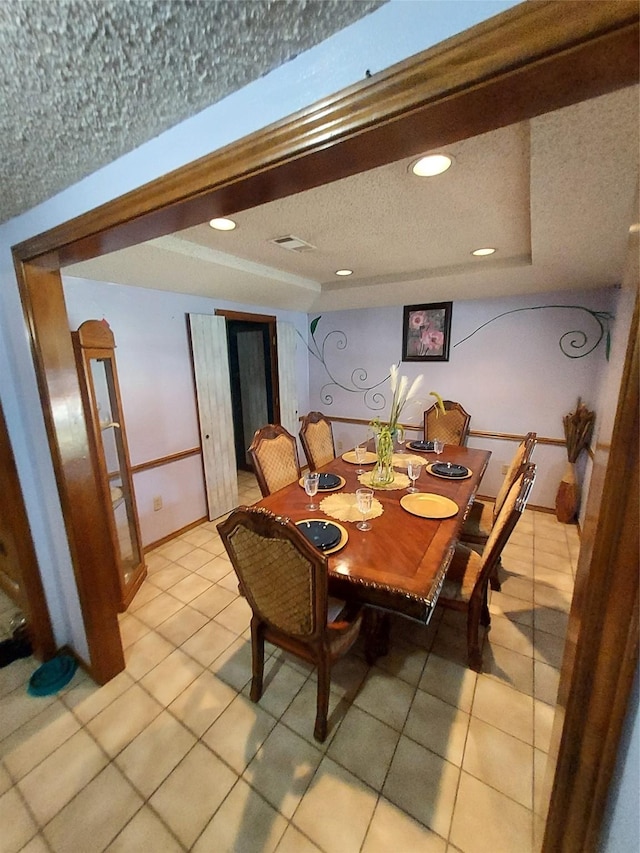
[402,302,452,362]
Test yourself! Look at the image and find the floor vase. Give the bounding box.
[555,461,579,523]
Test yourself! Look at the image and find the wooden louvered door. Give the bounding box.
[189,313,239,520]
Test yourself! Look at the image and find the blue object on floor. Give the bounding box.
[28,655,78,696]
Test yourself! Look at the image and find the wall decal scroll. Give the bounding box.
[300,316,390,411]
[453,305,614,359]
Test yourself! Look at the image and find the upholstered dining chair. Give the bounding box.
[436,462,536,671]
[424,400,471,446]
[217,506,363,742]
[248,424,301,497]
[299,411,336,471]
[461,432,537,590]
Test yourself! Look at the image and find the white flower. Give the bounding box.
[388,364,423,428]
[371,365,442,433]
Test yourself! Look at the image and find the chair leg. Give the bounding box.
[467,603,483,672]
[250,618,265,702]
[480,581,491,628]
[314,656,330,742]
[489,557,502,591]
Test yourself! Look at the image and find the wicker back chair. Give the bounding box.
[424,400,471,446]
[248,424,301,497]
[299,411,335,471]
[217,506,363,741]
[461,432,537,590]
[437,463,536,671]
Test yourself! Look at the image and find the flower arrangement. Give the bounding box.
[369,364,444,485]
[562,398,595,463]
[370,364,444,436]
[555,398,595,523]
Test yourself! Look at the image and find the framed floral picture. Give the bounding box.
[402,302,452,362]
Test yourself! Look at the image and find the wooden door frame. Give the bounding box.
[9,1,639,843]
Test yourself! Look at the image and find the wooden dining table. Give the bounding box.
[255,443,491,660]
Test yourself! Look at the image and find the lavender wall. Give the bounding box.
[306,287,617,510]
[62,278,616,539]
[63,276,309,546]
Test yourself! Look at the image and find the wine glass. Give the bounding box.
[354,443,367,474]
[304,471,320,510]
[407,461,422,493]
[355,488,373,531]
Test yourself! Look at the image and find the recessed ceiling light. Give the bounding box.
[209,217,237,231]
[471,247,496,256]
[629,222,640,234]
[335,269,353,276]
[410,154,453,177]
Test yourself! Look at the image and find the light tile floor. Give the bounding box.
[0,470,579,853]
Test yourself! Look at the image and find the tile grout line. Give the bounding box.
[2,490,574,853]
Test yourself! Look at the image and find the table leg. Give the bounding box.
[363,609,391,664]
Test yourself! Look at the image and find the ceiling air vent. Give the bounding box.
[270,235,316,253]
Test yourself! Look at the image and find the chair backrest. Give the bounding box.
[217,506,327,640]
[299,411,335,470]
[470,463,536,597]
[248,424,301,497]
[493,432,537,520]
[424,400,471,446]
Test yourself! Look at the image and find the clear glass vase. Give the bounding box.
[371,426,395,486]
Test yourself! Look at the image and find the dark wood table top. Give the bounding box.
[256,444,491,623]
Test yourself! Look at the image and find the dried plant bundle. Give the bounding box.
[563,398,595,463]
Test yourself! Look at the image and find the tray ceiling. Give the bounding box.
[66,85,639,311]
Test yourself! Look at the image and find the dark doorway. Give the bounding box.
[226,319,276,471]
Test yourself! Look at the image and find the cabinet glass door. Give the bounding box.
[90,357,141,590]
[73,319,145,611]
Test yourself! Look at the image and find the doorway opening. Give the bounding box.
[216,310,280,473]
[227,320,275,471]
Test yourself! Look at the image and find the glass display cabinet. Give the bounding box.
[72,319,146,611]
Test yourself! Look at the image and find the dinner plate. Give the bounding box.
[408,440,434,452]
[342,450,377,465]
[298,474,345,492]
[318,472,342,490]
[428,462,472,480]
[400,493,459,519]
[296,520,348,554]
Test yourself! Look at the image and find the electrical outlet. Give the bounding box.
[336,440,343,452]
[153,495,163,511]
[501,464,509,475]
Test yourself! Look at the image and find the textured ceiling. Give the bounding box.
[67,86,640,312]
[0,0,383,224]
